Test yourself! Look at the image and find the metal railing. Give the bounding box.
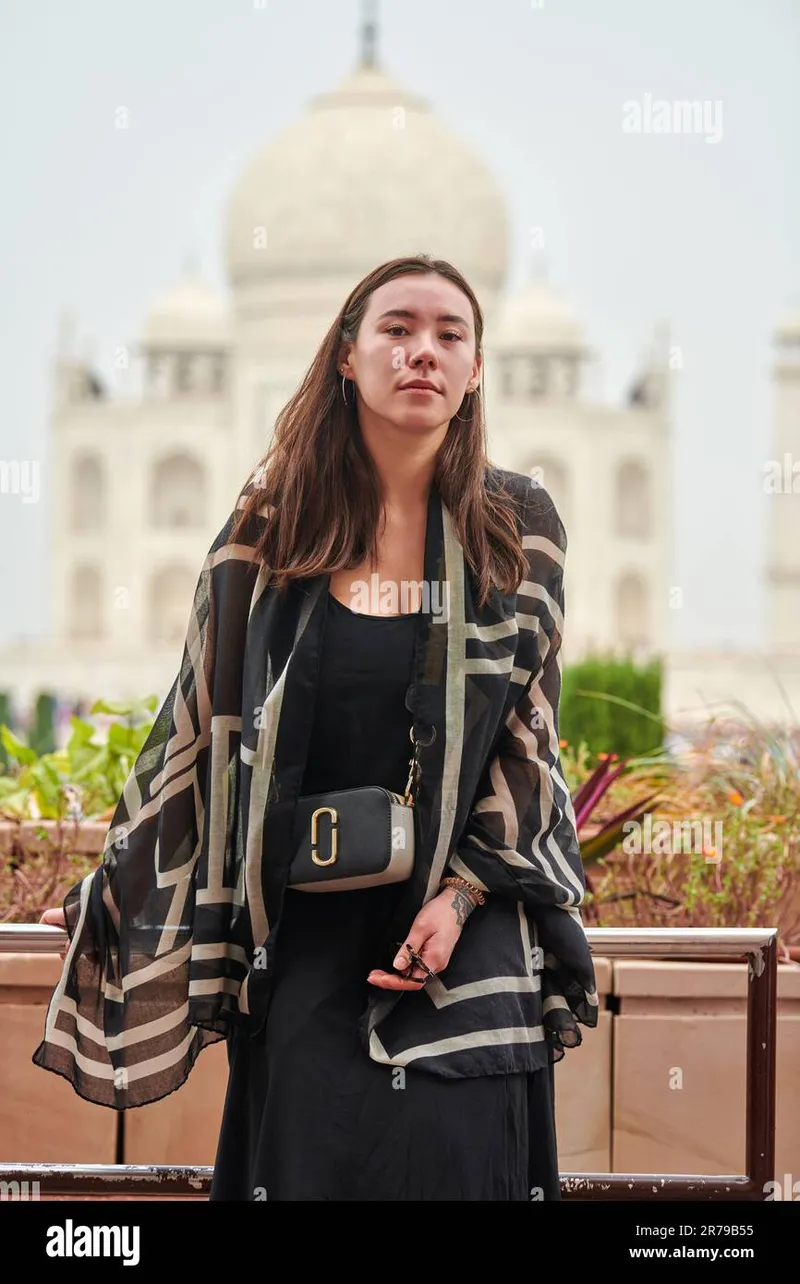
[0,924,778,1200]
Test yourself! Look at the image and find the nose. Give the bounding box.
[407,331,438,371]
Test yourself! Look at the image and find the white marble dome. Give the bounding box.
[490,278,586,352]
[143,267,230,347]
[224,63,508,302]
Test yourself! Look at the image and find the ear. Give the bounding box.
[468,351,483,392]
[337,341,352,376]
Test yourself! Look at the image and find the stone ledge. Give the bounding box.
[0,953,65,987]
[0,819,108,856]
[614,958,800,999]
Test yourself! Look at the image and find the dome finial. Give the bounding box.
[360,0,378,68]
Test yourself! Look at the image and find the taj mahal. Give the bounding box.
[2,19,798,733]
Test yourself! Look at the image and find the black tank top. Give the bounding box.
[299,591,419,798]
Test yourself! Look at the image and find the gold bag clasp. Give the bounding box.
[310,806,338,866]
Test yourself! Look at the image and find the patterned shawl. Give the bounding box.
[33,467,598,1108]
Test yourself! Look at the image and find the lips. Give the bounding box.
[399,381,440,393]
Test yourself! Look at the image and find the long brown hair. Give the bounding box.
[230,253,528,608]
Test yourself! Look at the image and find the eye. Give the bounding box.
[385,324,463,342]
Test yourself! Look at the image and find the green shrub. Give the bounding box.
[560,653,665,758]
[0,697,158,821]
[0,693,11,768]
[30,691,57,756]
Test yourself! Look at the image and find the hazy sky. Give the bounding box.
[1,0,797,650]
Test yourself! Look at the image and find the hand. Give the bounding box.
[367,885,477,990]
[39,907,69,960]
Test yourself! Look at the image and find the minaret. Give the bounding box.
[52,310,78,409]
[627,320,671,413]
[360,0,378,68]
[52,310,105,409]
[766,305,800,654]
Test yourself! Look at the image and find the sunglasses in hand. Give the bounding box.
[392,940,436,983]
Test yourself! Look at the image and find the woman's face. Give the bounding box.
[340,273,482,436]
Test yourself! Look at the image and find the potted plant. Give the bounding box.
[0,699,161,1165]
[0,698,158,921]
[560,695,800,1179]
[571,702,800,958]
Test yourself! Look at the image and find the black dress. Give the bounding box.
[209,590,562,1201]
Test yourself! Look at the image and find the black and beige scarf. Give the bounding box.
[33,466,598,1108]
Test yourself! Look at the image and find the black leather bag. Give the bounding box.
[288,728,422,892]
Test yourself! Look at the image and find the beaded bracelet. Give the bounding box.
[439,875,486,907]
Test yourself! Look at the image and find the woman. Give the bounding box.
[35,253,598,1202]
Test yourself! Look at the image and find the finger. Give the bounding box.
[392,935,437,972]
[372,967,424,986]
[367,969,426,990]
[392,940,422,970]
[372,978,425,990]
